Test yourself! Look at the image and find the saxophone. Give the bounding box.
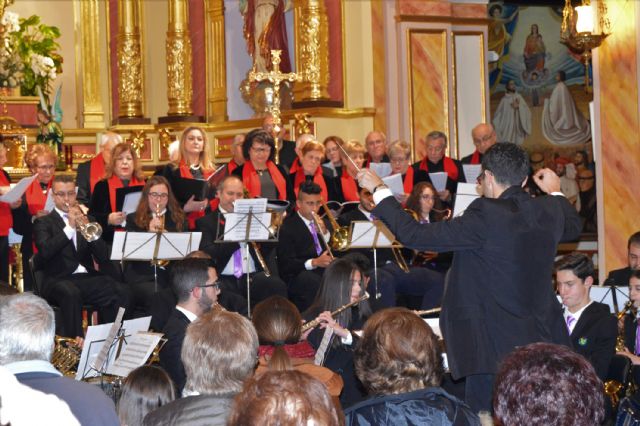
[615,301,636,352]
[605,301,637,408]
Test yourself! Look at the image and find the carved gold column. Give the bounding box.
[117,0,145,119]
[75,0,105,128]
[293,0,330,102]
[205,0,228,122]
[166,0,193,116]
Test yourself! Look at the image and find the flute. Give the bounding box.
[302,292,370,332]
[414,307,442,316]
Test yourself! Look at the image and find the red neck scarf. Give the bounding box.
[403,166,415,195]
[470,150,481,165]
[294,168,328,201]
[258,341,316,359]
[243,161,287,200]
[227,159,239,174]
[419,157,459,181]
[26,178,51,216]
[107,174,145,212]
[340,168,359,202]
[89,153,106,193]
[0,172,12,235]
[289,157,301,174]
[179,160,214,229]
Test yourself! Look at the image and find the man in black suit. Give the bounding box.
[75,131,120,205]
[197,175,287,310]
[277,182,333,312]
[556,252,617,380]
[607,231,640,286]
[32,175,131,338]
[159,257,220,395]
[358,142,582,413]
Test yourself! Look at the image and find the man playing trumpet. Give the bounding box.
[33,175,131,339]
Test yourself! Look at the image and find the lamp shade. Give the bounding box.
[576,5,595,34]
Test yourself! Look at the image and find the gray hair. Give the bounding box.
[295,133,315,150]
[100,131,123,147]
[0,294,55,364]
[426,130,447,145]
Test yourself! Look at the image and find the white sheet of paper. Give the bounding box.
[382,173,405,198]
[106,332,163,377]
[452,183,481,218]
[423,318,442,339]
[122,191,142,216]
[462,164,482,184]
[369,162,392,178]
[76,316,151,380]
[90,308,126,373]
[234,198,267,214]
[223,212,271,242]
[0,174,38,203]
[44,188,54,212]
[428,172,448,192]
[157,232,202,259]
[110,232,157,261]
[349,221,394,248]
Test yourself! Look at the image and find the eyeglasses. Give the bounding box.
[149,192,169,199]
[199,281,221,290]
[37,165,55,171]
[476,170,486,185]
[250,146,271,154]
[473,133,494,145]
[53,191,76,198]
[390,157,408,164]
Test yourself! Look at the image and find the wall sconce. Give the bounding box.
[561,0,611,92]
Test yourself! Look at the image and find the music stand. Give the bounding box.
[216,207,275,317]
[348,220,403,300]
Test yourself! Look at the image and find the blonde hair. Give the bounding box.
[342,140,365,157]
[175,126,215,171]
[26,144,56,170]
[388,140,411,160]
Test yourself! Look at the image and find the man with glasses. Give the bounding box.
[461,123,497,165]
[159,257,221,395]
[32,175,131,339]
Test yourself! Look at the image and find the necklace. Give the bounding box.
[190,164,201,170]
[256,169,266,176]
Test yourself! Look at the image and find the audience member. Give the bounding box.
[577,167,597,233]
[118,366,175,426]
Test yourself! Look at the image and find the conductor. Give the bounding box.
[357,142,582,413]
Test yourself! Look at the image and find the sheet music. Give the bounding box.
[110,232,157,260]
[428,172,448,192]
[462,164,482,184]
[157,232,202,259]
[106,332,163,377]
[223,212,271,242]
[369,162,392,178]
[452,183,481,218]
[122,191,142,216]
[0,174,38,203]
[349,221,394,248]
[591,286,629,314]
[234,198,267,213]
[90,308,125,373]
[382,173,404,198]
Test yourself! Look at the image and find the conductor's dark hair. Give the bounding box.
[170,258,211,303]
[243,128,276,162]
[298,182,321,198]
[481,142,529,187]
[557,70,567,81]
[494,342,605,426]
[555,252,594,281]
[628,231,640,249]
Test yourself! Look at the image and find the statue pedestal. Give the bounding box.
[2,95,40,127]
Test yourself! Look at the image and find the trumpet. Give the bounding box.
[65,202,102,242]
[301,292,370,332]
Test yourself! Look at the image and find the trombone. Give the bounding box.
[320,201,350,252]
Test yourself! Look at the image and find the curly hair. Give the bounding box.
[104,143,145,181]
[354,307,443,395]
[134,175,185,232]
[228,370,343,426]
[26,144,56,170]
[493,342,605,426]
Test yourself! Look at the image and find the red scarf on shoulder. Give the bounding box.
[402,166,415,195]
[89,153,106,193]
[0,172,12,236]
[179,160,214,228]
[26,178,51,216]
[470,150,481,165]
[294,168,328,201]
[243,161,287,200]
[340,168,358,202]
[107,174,145,213]
[289,157,301,174]
[419,157,459,181]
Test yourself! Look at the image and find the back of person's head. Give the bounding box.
[227,370,343,426]
[493,342,605,426]
[482,142,529,188]
[170,257,211,303]
[252,296,301,371]
[118,366,175,426]
[354,307,443,395]
[555,251,594,281]
[181,310,258,395]
[0,294,54,365]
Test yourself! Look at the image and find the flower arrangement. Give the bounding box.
[0,11,62,104]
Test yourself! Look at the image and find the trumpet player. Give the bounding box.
[197,175,287,312]
[32,175,132,339]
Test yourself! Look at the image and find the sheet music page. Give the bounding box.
[234,198,267,213]
[349,221,394,248]
[44,188,54,212]
[369,162,392,178]
[382,173,404,198]
[157,232,202,259]
[452,183,481,218]
[110,232,157,260]
[122,192,142,216]
[591,286,629,314]
[90,308,125,372]
[106,332,163,377]
[223,212,271,242]
[0,174,38,203]
[428,172,448,192]
[462,164,482,184]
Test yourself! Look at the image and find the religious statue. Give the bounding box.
[36,85,64,169]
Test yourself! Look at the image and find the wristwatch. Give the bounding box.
[373,183,389,194]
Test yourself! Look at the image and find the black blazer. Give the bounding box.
[289,169,339,202]
[157,164,217,205]
[159,308,190,394]
[89,179,144,243]
[277,213,330,283]
[32,210,110,281]
[570,302,617,380]
[195,209,273,274]
[373,186,582,379]
[75,159,92,205]
[11,193,36,256]
[608,267,632,287]
[232,163,295,207]
[278,139,297,171]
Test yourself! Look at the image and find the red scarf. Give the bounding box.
[403,166,415,195]
[107,174,145,213]
[243,161,287,200]
[419,157,459,181]
[294,168,328,202]
[26,178,51,216]
[227,159,239,174]
[0,172,12,236]
[470,150,481,165]
[89,153,106,193]
[340,168,359,202]
[179,161,214,229]
[258,341,316,359]
[289,157,301,174]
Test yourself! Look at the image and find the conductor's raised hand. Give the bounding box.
[533,168,561,194]
[356,169,383,193]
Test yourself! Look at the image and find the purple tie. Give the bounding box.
[233,249,243,278]
[566,314,576,334]
[309,221,322,256]
[635,323,640,355]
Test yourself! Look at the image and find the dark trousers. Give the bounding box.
[0,236,8,284]
[43,272,132,338]
[464,373,495,414]
[21,247,34,292]
[287,269,323,313]
[372,263,445,309]
[220,272,288,310]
